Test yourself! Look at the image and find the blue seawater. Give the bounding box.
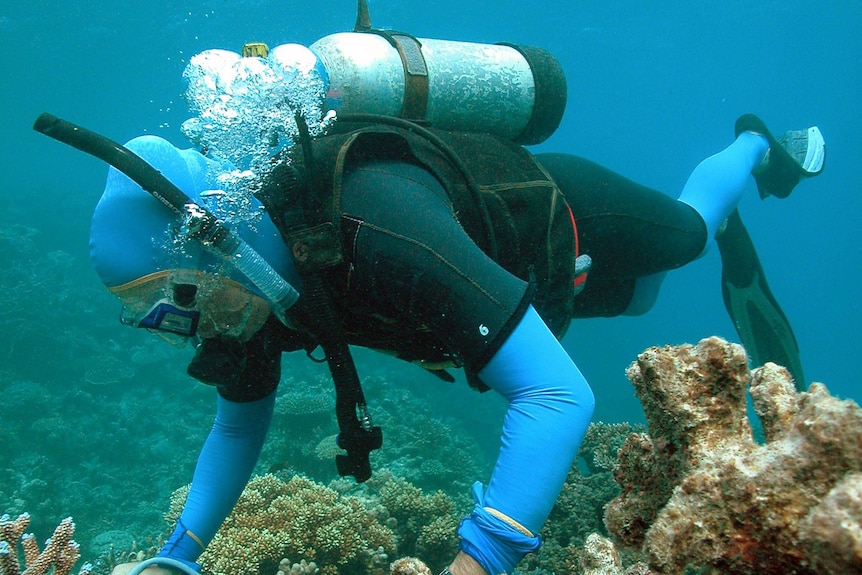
[0,0,859,570]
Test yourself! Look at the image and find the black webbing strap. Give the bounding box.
[263,114,382,483]
[391,33,429,121]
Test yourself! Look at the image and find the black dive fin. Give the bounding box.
[716,209,805,390]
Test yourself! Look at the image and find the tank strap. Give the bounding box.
[353,0,429,121]
[365,31,430,122]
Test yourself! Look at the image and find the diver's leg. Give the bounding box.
[677,114,826,242]
[534,153,707,317]
[618,132,769,315]
[677,132,769,247]
[535,131,770,317]
[690,116,824,388]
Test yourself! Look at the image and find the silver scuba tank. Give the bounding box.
[309,32,567,145]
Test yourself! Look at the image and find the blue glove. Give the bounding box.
[458,482,541,575]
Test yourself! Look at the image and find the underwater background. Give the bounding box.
[1,1,860,573]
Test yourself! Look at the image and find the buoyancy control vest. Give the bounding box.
[263,117,580,367]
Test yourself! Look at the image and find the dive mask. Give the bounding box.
[111,269,271,344]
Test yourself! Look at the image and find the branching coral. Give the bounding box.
[374,475,461,571]
[0,513,91,575]
[605,336,862,574]
[275,376,335,417]
[167,474,395,575]
[579,422,646,475]
[388,556,431,575]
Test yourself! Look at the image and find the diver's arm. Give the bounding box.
[451,306,595,575]
[157,391,276,569]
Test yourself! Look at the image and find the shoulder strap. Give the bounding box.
[258,115,382,483]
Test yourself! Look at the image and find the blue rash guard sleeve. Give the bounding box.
[677,131,769,245]
[459,305,595,574]
[158,391,276,568]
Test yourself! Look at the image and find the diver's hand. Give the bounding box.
[110,562,180,575]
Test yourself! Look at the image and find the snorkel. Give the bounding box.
[32,113,301,322]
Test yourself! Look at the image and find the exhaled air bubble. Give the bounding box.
[180,46,334,229]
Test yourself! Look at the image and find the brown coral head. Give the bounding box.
[389,556,432,575]
[627,337,752,462]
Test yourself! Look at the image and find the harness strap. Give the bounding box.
[259,115,382,483]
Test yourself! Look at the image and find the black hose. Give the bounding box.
[33,112,301,313]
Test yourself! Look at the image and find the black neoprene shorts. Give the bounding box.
[534,153,707,317]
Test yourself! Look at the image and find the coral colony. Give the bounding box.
[0,514,91,575]
[3,337,861,574]
[598,337,862,575]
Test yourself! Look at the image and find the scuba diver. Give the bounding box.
[34,8,825,575]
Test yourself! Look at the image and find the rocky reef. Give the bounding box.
[603,336,862,574]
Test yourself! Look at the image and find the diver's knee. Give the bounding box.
[623,272,668,316]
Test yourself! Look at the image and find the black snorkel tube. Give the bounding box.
[32,113,301,318]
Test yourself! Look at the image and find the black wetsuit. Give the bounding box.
[193,132,708,403]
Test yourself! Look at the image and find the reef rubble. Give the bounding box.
[601,336,862,574]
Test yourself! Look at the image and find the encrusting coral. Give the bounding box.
[604,336,862,574]
[0,513,92,575]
